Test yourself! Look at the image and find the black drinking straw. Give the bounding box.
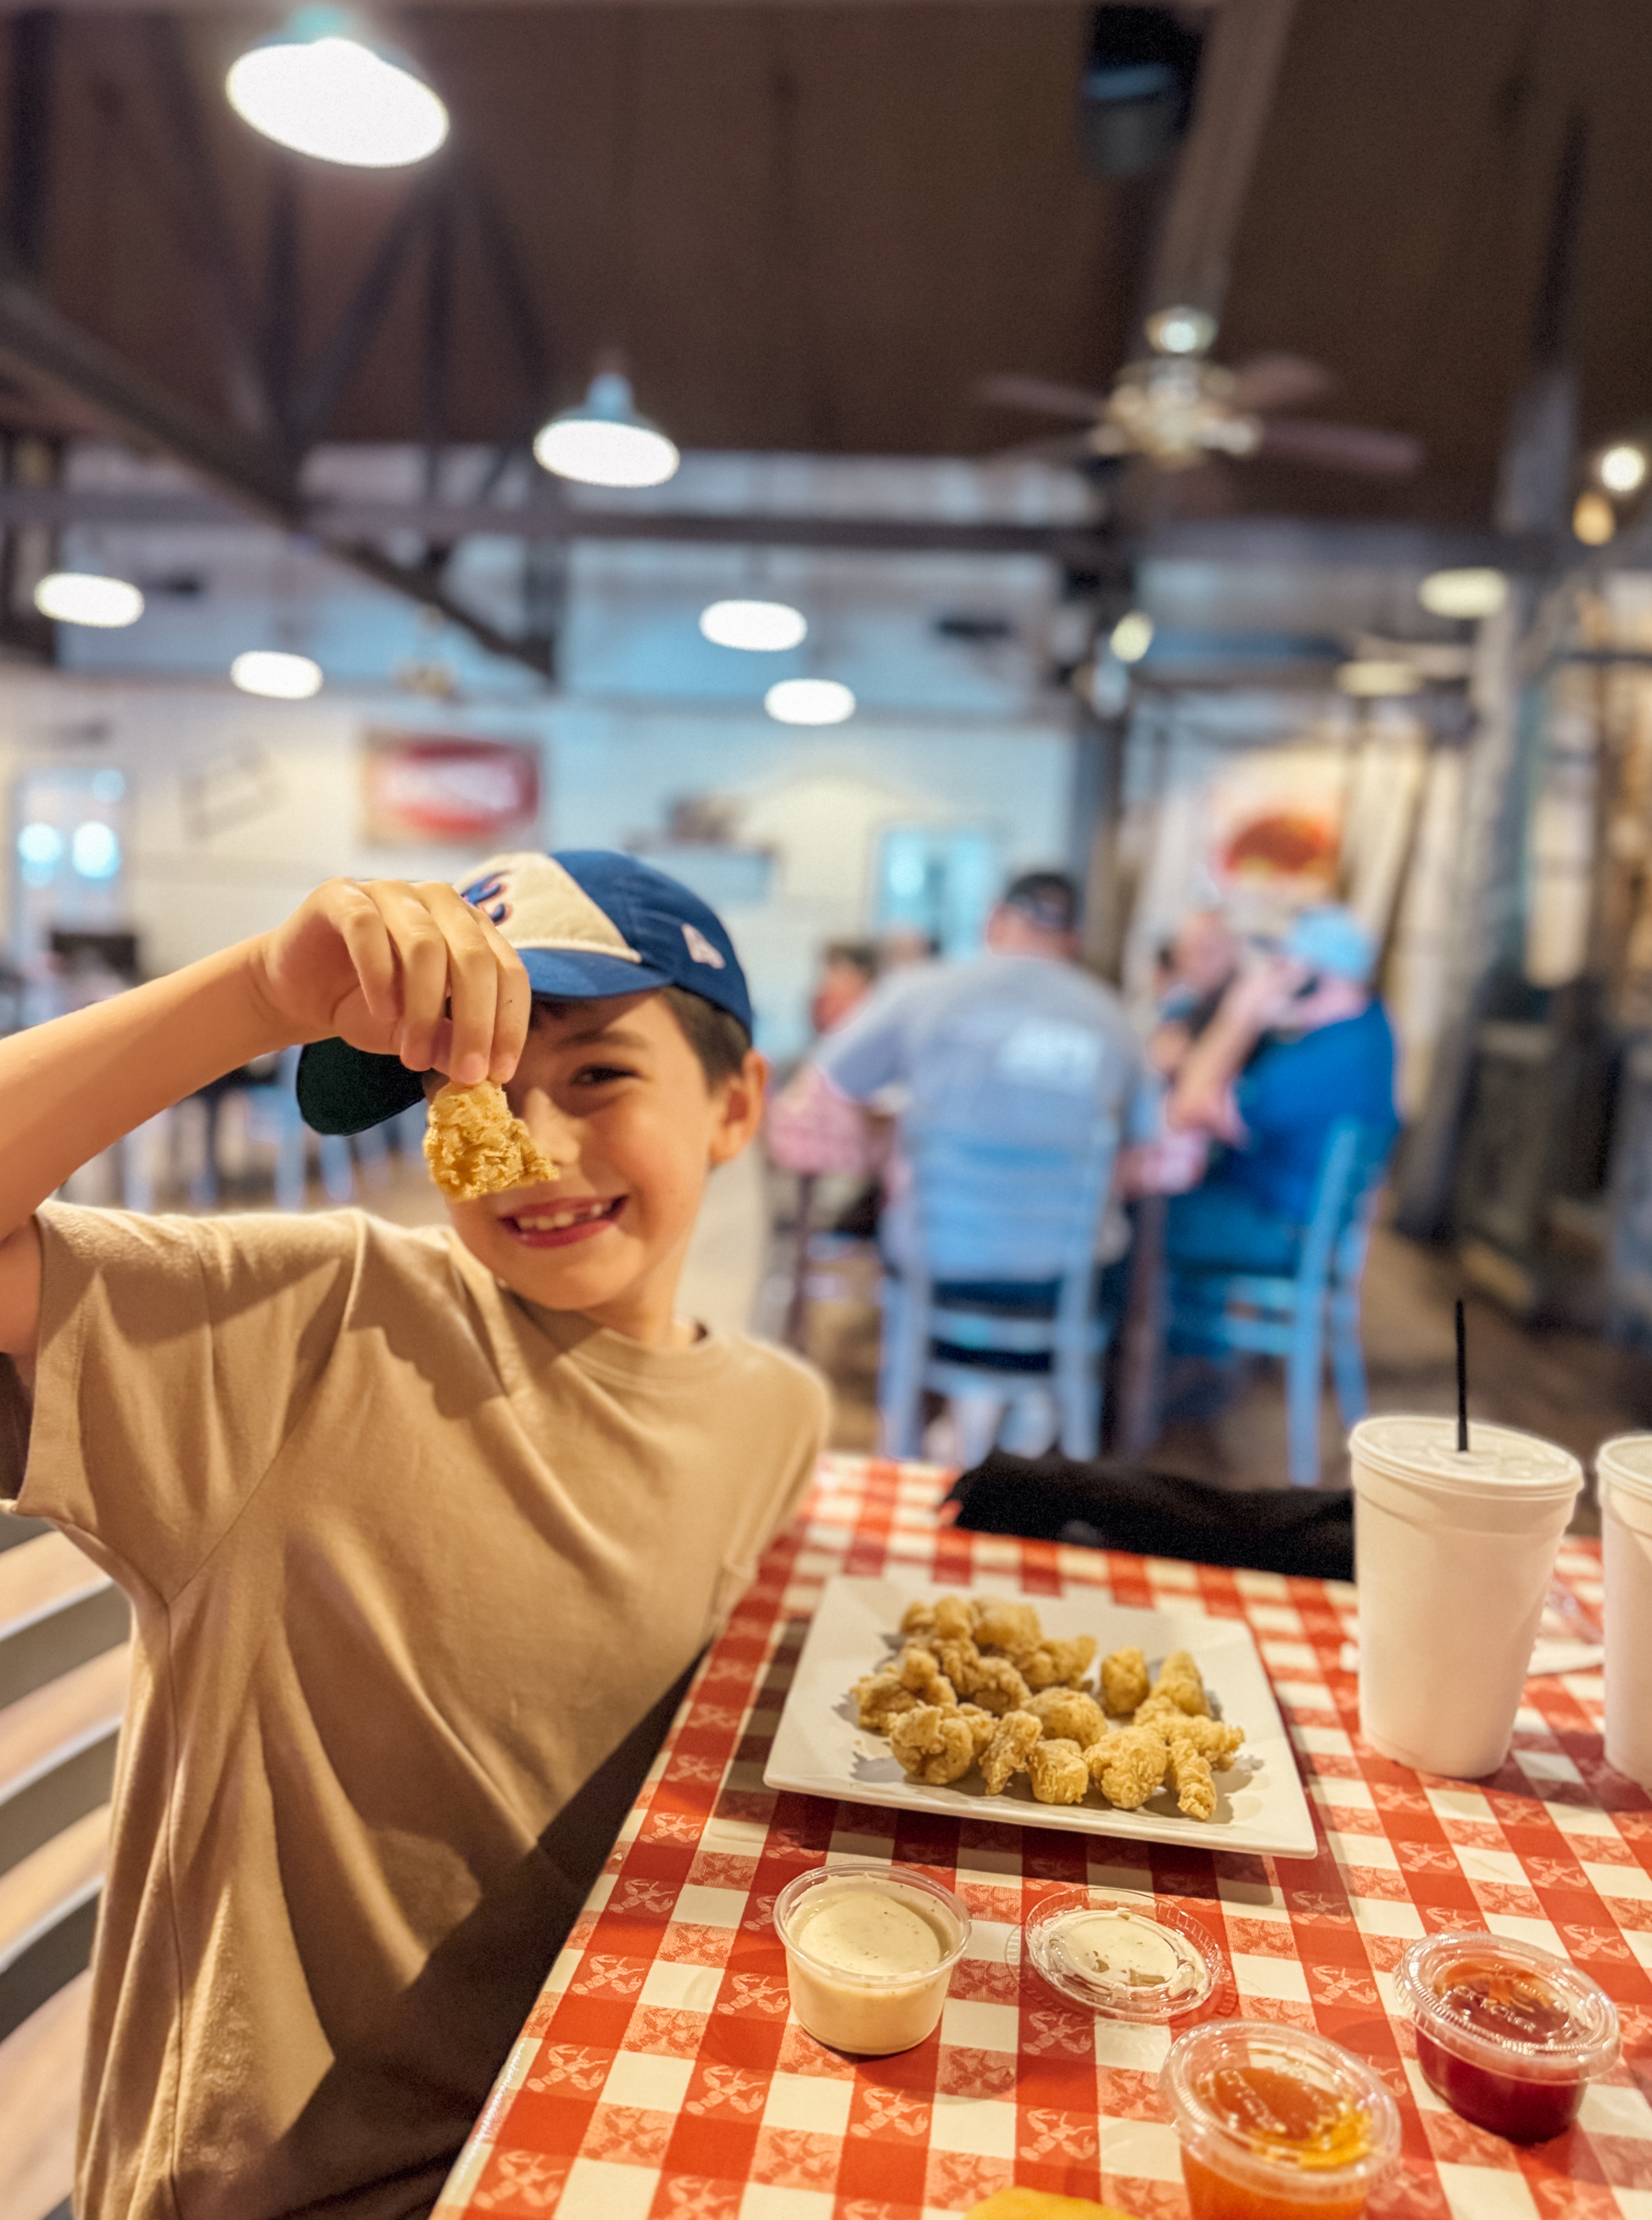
[1456,1298,1469,1452]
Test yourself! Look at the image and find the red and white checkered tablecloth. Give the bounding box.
[436,1454,1652,2220]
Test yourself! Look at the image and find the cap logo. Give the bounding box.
[682,922,726,969]
[457,852,642,965]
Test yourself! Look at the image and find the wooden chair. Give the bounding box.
[877,1120,1121,1461]
[1166,1118,1391,1487]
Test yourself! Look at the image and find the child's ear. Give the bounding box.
[708,1048,768,1166]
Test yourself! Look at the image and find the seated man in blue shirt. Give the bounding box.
[1162,904,1399,1270]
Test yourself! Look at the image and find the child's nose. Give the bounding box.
[510,1085,581,1166]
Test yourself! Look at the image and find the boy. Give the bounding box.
[0,850,828,2220]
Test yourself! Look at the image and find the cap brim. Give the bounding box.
[296,950,676,1136]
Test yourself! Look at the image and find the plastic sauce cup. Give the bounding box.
[1159,2020,1401,2220]
[1395,1930,1619,2141]
[773,1863,970,2056]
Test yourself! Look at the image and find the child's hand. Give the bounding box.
[251,879,531,1085]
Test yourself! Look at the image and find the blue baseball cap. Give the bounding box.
[296,849,753,1135]
[1282,903,1376,986]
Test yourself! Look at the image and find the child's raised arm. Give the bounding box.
[0,878,530,1355]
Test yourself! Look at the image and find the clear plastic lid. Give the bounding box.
[1597,1434,1652,1503]
[1024,1887,1223,2022]
[1350,1415,1582,1499]
[1160,2020,1401,2194]
[1394,1931,1620,2085]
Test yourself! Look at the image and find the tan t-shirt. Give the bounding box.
[4,1203,827,2220]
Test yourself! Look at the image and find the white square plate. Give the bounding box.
[765,1577,1317,1859]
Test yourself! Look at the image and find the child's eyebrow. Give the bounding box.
[561,1023,650,1051]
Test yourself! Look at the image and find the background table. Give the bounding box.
[437,1455,1652,2220]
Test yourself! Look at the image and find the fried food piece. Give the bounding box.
[1027,1736,1090,1805]
[957,1704,998,1757]
[1149,1649,1209,1717]
[934,1634,982,1691]
[423,1081,555,1202]
[980,1709,1043,1795]
[900,1599,938,1640]
[1166,1736,1218,1821]
[1024,1635,1099,1691]
[1131,1692,1184,1733]
[1027,1688,1106,1747]
[968,2192,1143,2220]
[890,1703,977,1786]
[1100,1645,1151,1716]
[1087,1725,1170,1810]
[897,1645,956,1706]
[854,1671,919,1731]
[932,1595,974,1641]
[966,1652,1034,1716]
[971,1598,1043,1662]
[1162,1712,1245,1767]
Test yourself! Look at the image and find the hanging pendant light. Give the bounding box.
[34,572,144,628]
[232,649,324,699]
[533,373,679,491]
[765,677,855,726]
[227,7,449,170]
[699,599,808,652]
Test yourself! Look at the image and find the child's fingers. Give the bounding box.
[416,884,510,1086]
[329,885,401,1023]
[357,882,463,1071]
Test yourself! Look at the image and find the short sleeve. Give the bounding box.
[812,971,928,1101]
[3,1204,366,1602]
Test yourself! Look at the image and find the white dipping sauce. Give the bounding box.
[1059,1909,1183,1989]
[779,1878,961,2054]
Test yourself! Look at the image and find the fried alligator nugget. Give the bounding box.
[1027,1736,1090,1805]
[423,1081,555,1202]
[971,1599,1043,1662]
[932,1595,974,1641]
[1166,1736,1218,1821]
[1088,1725,1170,1810]
[1149,1649,1210,1716]
[900,1599,938,1640]
[897,1645,956,1706]
[1023,1635,1098,1691]
[890,1703,977,1786]
[934,1635,982,1691]
[854,1671,920,1730]
[1099,1645,1151,1716]
[1162,1712,1245,1766]
[966,1653,1034,1716]
[1026,1688,1106,1747]
[957,1704,998,1757]
[980,1709,1043,1794]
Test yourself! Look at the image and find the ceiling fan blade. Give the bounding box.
[1254,418,1424,475]
[1227,351,1336,414]
[975,373,1111,422]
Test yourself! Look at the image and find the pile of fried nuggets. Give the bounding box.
[852,1594,1245,1821]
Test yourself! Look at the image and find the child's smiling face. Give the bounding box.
[438,990,765,1346]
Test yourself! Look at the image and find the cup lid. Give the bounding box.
[1023,1887,1223,2022]
[1350,1415,1582,1497]
[1394,1931,1619,2083]
[1598,1434,1652,1503]
[1159,2020,1401,2189]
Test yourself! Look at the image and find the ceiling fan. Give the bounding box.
[979,307,1423,480]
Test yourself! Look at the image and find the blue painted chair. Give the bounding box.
[877,1119,1121,1462]
[1166,1118,1391,1487]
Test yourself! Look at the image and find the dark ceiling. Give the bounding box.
[6,0,1652,528]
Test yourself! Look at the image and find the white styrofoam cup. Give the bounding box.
[1350,1415,1581,1779]
[1598,1434,1652,1791]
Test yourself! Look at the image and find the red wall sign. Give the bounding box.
[363,734,543,846]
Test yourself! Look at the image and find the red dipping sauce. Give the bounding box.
[1395,1932,1619,2142]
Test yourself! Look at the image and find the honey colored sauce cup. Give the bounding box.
[773,1863,970,2056]
[1159,2020,1401,2220]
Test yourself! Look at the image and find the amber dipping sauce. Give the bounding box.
[1181,2063,1376,2220]
[1414,1958,1587,2141]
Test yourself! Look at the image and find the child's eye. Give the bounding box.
[574,1063,633,1088]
